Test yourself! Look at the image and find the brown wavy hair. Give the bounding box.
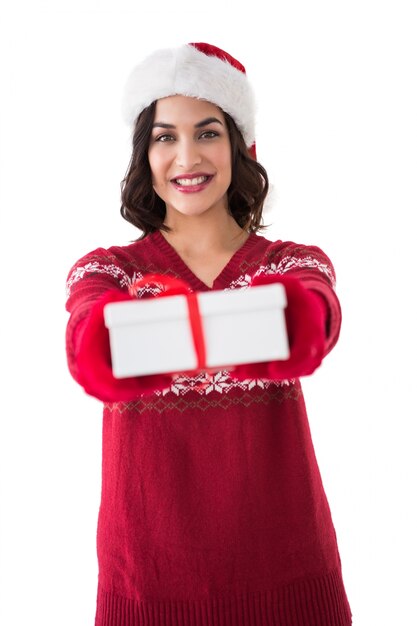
[120,101,269,239]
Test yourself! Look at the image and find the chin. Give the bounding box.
[168,199,228,219]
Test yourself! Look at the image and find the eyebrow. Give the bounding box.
[152,117,224,129]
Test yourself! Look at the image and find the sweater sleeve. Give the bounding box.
[65,247,172,402]
[264,241,342,356]
[232,241,342,381]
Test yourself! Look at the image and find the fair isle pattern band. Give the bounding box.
[66,264,184,300]
[65,261,137,300]
[155,370,295,398]
[65,265,176,301]
[66,256,335,301]
[226,257,336,291]
[107,378,301,415]
[271,255,336,286]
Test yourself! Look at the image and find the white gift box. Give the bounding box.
[103,283,289,379]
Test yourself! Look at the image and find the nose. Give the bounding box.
[175,138,202,169]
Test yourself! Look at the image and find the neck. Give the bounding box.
[160,209,248,258]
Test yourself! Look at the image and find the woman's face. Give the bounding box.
[148,95,232,224]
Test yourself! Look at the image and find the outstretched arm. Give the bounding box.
[65,249,172,402]
[232,242,341,381]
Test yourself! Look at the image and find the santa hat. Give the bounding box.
[122,42,256,157]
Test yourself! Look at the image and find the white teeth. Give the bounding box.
[174,176,208,186]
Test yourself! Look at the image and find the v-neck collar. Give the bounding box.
[151,229,259,291]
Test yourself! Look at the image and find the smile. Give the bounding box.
[173,175,210,186]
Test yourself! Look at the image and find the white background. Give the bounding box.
[0,1,416,625]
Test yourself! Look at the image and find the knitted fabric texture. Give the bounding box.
[65,231,352,626]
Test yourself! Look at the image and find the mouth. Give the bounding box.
[170,174,214,193]
[172,175,212,187]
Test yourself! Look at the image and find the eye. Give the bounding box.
[199,130,219,140]
[154,134,175,143]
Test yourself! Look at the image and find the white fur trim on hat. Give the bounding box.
[121,44,256,148]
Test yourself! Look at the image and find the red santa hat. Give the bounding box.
[122,42,256,157]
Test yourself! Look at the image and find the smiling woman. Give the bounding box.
[120,97,268,238]
[148,96,232,224]
[65,42,352,626]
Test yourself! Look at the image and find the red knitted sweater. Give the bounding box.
[65,231,352,626]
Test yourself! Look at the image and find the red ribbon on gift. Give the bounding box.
[128,274,207,371]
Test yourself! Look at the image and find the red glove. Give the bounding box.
[232,274,327,381]
[75,290,173,402]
